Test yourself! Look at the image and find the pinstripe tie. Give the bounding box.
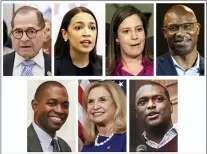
[51,139,60,152]
[21,60,35,76]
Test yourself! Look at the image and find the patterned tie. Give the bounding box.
[51,139,60,152]
[21,60,35,76]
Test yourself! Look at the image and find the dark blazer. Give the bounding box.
[55,56,102,76]
[27,124,72,152]
[157,52,204,76]
[3,51,51,76]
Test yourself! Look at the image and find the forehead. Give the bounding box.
[119,14,142,29]
[70,12,96,25]
[164,10,196,25]
[40,86,68,99]
[13,11,39,29]
[88,86,111,98]
[136,85,166,99]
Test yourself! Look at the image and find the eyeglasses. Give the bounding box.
[11,27,44,39]
[163,22,198,33]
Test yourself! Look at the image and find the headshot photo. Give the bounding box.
[105,4,154,76]
[27,80,76,152]
[78,80,126,152]
[156,3,205,76]
[54,3,104,76]
[130,80,178,152]
[3,3,52,76]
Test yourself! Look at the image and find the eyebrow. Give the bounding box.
[121,25,143,30]
[73,21,96,25]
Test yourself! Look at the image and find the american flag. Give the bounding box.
[78,80,126,151]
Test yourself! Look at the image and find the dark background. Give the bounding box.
[156,3,204,57]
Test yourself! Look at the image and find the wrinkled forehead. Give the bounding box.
[136,85,165,101]
[164,6,197,25]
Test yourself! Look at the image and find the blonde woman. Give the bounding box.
[81,80,126,152]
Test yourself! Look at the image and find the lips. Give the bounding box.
[130,43,140,47]
[92,112,104,116]
[147,111,159,119]
[80,40,92,47]
[174,38,191,45]
[49,116,65,125]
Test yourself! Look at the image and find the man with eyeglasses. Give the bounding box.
[157,5,204,76]
[28,81,72,152]
[3,6,51,76]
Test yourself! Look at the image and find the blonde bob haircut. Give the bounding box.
[82,80,126,145]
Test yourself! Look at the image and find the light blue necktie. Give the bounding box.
[21,60,35,76]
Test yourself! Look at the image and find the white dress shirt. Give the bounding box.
[13,50,45,76]
[171,53,200,76]
[32,122,60,152]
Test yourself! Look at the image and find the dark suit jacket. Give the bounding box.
[3,51,51,76]
[55,56,102,76]
[27,124,72,152]
[157,52,204,76]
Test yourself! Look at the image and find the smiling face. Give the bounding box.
[33,86,69,136]
[11,11,45,59]
[116,14,146,59]
[163,6,200,56]
[87,86,116,126]
[62,12,97,54]
[135,85,173,128]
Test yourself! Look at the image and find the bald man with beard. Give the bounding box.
[157,5,204,76]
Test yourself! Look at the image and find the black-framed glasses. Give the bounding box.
[163,22,199,33]
[11,27,44,39]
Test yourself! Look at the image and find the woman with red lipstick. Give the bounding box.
[106,5,153,76]
[80,81,126,152]
[55,7,102,76]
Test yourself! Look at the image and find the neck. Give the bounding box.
[34,120,55,138]
[145,120,173,143]
[96,121,115,137]
[121,54,143,75]
[70,47,89,68]
[171,49,198,70]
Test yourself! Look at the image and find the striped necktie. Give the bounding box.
[51,139,60,152]
[21,60,35,76]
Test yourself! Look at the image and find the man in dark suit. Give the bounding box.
[28,81,71,152]
[3,6,51,76]
[157,5,204,76]
[135,81,177,152]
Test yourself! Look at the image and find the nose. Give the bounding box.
[21,31,29,41]
[54,104,64,114]
[147,99,156,109]
[131,31,138,40]
[92,101,100,110]
[83,28,90,36]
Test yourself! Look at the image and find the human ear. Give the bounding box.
[170,101,173,113]
[31,99,39,112]
[162,28,167,39]
[61,29,69,41]
[196,23,201,35]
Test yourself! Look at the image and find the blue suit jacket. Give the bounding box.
[157,52,204,76]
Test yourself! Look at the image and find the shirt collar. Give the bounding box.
[32,122,58,150]
[171,52,200,72]
[14,50,44,68]
[142,123,178,149]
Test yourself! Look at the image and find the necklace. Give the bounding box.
[94,133,114,146]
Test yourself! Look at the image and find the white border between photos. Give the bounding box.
[1,0,206,154]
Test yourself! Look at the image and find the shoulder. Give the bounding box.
[157,52,171,62]
[58,137,72,152]
[4,51,15,60]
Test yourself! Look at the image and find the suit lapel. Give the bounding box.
[3,52,15,76]
[43,52,51,76]
[158,52,178,76]
[27,124,43,152]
